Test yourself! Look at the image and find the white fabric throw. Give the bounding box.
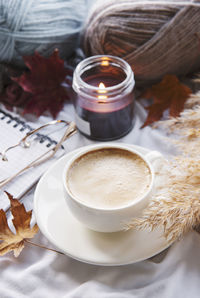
[0,101,199,298]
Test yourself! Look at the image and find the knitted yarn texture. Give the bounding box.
[0,0,87,68]
[83,0,200,85]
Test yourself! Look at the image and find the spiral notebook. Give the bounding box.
[0,108,65,211]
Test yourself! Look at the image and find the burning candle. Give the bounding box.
[97,82,107,102]
[72,55,135,141]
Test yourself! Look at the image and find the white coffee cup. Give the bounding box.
[63,143,162,233]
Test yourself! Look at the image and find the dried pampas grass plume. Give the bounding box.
[128,82,200,243]
[128,156,200,243]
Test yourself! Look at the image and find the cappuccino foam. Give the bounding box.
[67,148,151,209]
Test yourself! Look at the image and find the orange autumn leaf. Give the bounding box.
[142,75,192,128]
[0,192,38,257]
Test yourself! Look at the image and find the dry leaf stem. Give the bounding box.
[24,239,64,255]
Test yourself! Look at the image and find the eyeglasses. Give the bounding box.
[0,120,77,188]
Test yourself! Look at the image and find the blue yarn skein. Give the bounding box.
[0,0,87,67]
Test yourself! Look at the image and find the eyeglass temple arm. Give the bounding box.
[20,120,70,144]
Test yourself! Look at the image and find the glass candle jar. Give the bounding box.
[72,55,135,141]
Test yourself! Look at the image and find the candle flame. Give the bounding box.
[98,82,107,101]
[98,82,106,93]
[99,82,105,89]
[101,60,109,66]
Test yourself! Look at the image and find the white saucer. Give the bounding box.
[34,144,169,266]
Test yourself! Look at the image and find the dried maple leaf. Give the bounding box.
[141,75,192,127]
[0,192,38,257]
[13,49,72,118]
[0,82,31,110]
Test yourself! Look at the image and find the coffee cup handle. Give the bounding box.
[144,150,163,164]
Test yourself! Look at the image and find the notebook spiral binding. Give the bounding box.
[0,109,58,148]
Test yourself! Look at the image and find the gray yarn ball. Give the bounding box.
[0,0,88,68]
